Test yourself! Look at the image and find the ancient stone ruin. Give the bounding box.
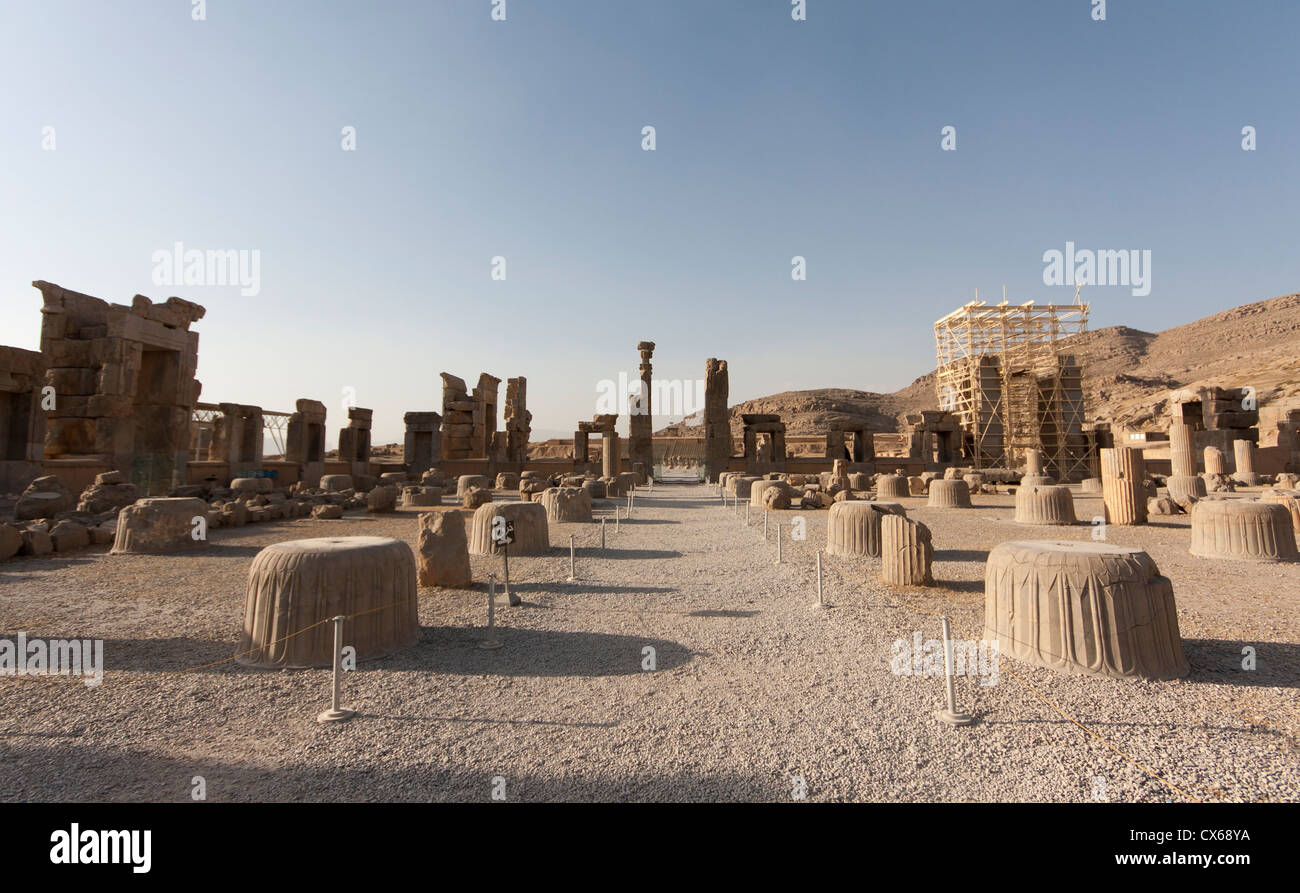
[704,358,730,483]
[403,411,442,476]
[628,342,655,479]
[0,345,47,493]
[34,281,205,494]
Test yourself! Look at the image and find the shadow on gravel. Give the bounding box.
[934,579,984,594]
[377,626,694,676]
[0,744,778,801]
[934,548,989,563]
[617,519,680,525]
[687,609,759,618]
[502,581,679,596]
[572,547,683,560]
[1183,639,1300,689]
[96,625,695,678]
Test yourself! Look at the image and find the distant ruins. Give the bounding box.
[2,280,1296,510]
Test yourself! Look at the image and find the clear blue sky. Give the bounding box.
[2,0,1296,443]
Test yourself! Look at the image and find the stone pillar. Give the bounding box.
[504,377,530,463]
[1233,439,1259,485]
[403,412,441,476]
[574,430,589,464]
[772,430,787,471]
[826,429,846,461]
[1168,423,1198,477]
[338,407,373,478]
[1204,446,1227,475]
[0,346,47,493]
[602,432,620,477]
[1101,446,1147,526]
[286,398,327,488]
[1025,448,1044,477]
[473,373,501,459]
[704,358,730,482]
[628,342,655,479]
[440,373,473,460]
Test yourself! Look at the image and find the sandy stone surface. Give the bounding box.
[1,483,1295,803]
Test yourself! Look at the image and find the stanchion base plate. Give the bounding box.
[934,709,975,727]
[478,639,503,650]
[317,707,357,723]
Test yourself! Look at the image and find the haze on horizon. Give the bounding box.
[2,0,1296,444]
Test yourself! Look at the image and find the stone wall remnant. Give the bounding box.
[34,281,206,494]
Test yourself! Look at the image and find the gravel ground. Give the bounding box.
[1,483,1296,803]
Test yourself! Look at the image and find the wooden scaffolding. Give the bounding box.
[934,298,1091,481]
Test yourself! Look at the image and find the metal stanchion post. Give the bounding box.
[503,542,519,606]
[601,518,606,549]
[317,615,356,722]
[567,534,576,582]
[816,550,825,607]
[935,616,973,726]
[776,522,782,564]
[480,574,503,650]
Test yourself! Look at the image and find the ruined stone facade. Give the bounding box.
[1169,386,1259,473]
[286,399,327,487]
[209,403,263,478]
[591,413,620,477]
[338,407,373,477]
[904,411,958,468]
[504,376,531,463]
[441,372,501,461]
[704,358,730,482]
[403,412,441,476]
[742,413,786,475]
[0,346,47,492]
[34,281,205,494]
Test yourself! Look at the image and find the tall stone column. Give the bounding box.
[1168,422,1198,477]
[1165,421,1205,508]
[602,432,620,477]
[628,342,655,481]
[574,430,589,464]
[1100,446,1147,526]
[704,358,730,482]
[1233,439,1259,485]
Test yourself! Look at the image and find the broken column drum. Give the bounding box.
[468,501,550,556]
[1189,500,1298,562]
[539,486,594,522]
[825,501,906,558]
[111,497,209,554]
[876,474,909,499]
[880,515,933,586]
[984,540,1188,680]
[927,479,972,508]
[1100,447,1147,525]
[417,510,472,588]
[236,535,419,668]
[1014,484,1077,525]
